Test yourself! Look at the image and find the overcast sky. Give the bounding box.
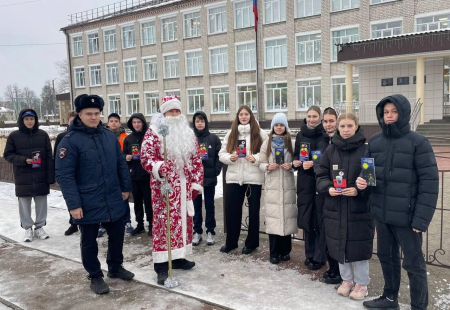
[0,0,114,99]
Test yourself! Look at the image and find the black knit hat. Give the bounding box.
[108,113,121,120]
[74,94,104,112]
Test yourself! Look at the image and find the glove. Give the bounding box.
[187,200,195,217]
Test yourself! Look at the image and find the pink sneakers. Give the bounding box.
[349,284,369,300]
[337,280,353,297]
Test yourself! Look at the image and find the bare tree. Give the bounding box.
[54,59,70,94]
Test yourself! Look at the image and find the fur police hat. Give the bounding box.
[74,94,104,113]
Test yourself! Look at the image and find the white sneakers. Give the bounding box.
[24,228,33,242]
[192,233,202,246]
[34,227,50,240]
[206,232,215,246]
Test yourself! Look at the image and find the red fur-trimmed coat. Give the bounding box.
[140,125,203,263]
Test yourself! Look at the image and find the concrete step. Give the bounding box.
[416,124,450,130]
[416,131,450,136]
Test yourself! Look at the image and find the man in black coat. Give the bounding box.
[358,94,439,310]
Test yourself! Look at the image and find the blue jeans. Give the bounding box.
[193,186,216,235]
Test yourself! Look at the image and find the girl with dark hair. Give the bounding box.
[219,106,268,254]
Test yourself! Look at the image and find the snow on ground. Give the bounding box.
[0,302,12,310]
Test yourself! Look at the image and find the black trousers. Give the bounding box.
[225,183,262,249]
[154,259,186,273]
[304,229,316,259]
[269,234,292,258]
[132,180,152,227]
[79,217,125,278]
[376,220,428,310]
[193,186,216,235]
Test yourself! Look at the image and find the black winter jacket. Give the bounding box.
[54,129,68,159]
[123,113,150,181]
[366,94,439,232]
[315,131,334,222]
[3,109,55,197]
[316,128,375,263]
[192,111,222,187]
[294,119,324,231]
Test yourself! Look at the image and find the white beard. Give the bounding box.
[161,114,197,170]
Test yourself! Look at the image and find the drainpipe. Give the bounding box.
[63,29,74,110]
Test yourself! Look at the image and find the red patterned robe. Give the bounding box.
[140,125,203,263]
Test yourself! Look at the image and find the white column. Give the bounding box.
[345,63,353,113]
[416,57,425,124]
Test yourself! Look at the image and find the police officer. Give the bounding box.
[55,94,134,295]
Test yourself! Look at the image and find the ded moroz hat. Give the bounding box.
[160,95,182,115]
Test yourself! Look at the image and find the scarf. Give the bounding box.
[307,122,320,130]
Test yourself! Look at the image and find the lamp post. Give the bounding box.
[52,78,57,121]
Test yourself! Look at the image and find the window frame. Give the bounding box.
[330,0,360,13]
[161,16,178,42]
[295,0,321,19]
[183,11,201,38]
[123,58,138,83]
[140,19,156,46]
[87,32,99,55]
[370,18,403,39]
[210,85,230,114]
[296,31,322,65]
[89,64,102,87]
[103,27,117,52]
[164,89,181,102]
[108,94,121,116]
[125,93,140,116]
[236,83,258,112]
[264,36,287,69]
[234,0,254,30]
[163,53,180,79]
[186,88,205,114]
[209,45,229,74]
[415,10,450,33]
[185,49,203,77]
[330,25,359,62]
[265,81,288,112]
[296,78,322,111]
[72,35,83,57]
[144,91,160,116]
[121,24,136,49]
[235,41,257,72]
[370,0,398,5]
[264,0,287,24]
[331,75,359,107]
[74,66,85,88]
[105,61,119,85]
[142,56,158,81]
[207,4,227,35]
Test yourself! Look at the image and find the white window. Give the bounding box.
[331,27,359,61]
[297,33,321,65]
[124,60,138,82]
[72,36,83,57]
[296,0,321,18]
[211,87,230,113]
[87,33,99,54]
[186,51,203,76]
[332,77,359,106]
[126,94,140,116]
[297,80,321,110]
[331,0,359,12]
[187,89,205,114]
[266,83,287,111]
[371,20,402,38]
[89,65,102,86]
[371,0,397,4]
[74,67,85,88]
[145,92,160,115]
[184,12,201,38]
[236,43,256,71]
[235,1,254,29]
[143,57,158,81]
[141,21,156,45]
[209,6,227,34]
[162,17,178,42]
[122,25,136,48]
[265,38,287,68]
[164,54,179,78]
[416,13,450,32]
[237,85,257,112]
[106,63,119,84]
[264,0,286,24]
[104,29,117,52]
[108,95,121,115]
[210,47,229,74]
[164,90,181,101]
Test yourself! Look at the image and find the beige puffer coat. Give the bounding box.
[259,138,298,236]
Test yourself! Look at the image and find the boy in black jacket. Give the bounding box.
[192,111,222,246]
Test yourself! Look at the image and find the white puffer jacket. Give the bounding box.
[219,124,268,185]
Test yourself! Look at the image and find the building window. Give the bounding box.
[209,6,227,34]
[371,0,397,4]
[164,90,181,101]
[104,29,117,52]
[164,54,179,78]
[143,57,157,81]
[416,13,450,32]
[371,20,402,38]
[89,65,102,86]
[184,12,201,38]
[265,38,287,68]
[297,33,321,64]
[211,87,230,113]
[145,92,160,115]
[162,17,178,42]
[264,0,286,24]
[296,0,321,18]
[72,36,83,57]
[236,43,256,71]
[141,21,156,45]
[297,80,321,110]
[124,60,138,83]
[108,95,121,115]
[74,68,85,88]
[332,77,359,106]
[332,28,359,61]
[122,25,136,49]
[187,89,204,114]
[266,83,287,111]
[210,47,228,74]
[87,33,99,54]
[237,85,257,112]
[235,0,254,29]
[331,0,359,12]
[126,94,140,116]
[106,63,119,84]
[186,51,203,76]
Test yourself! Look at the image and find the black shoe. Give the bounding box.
[107,266,135,281]
[172,259,195,270]
[270,257,280,264]
[242,246,256,255]
[219,244,237,253]
[131,225,145,236]
[363,296,399,310]
[64,224,78,236]
[90,277,110,295]
[304,258,313,266]
[280,254,290,261]
[325,273,342,284]
[147,226,152,237]
[157,272,168,285]
[307,260,325,270]
[323,269,330,279]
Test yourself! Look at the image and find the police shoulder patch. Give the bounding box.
[59,148,67,159]
[65,130,74,138]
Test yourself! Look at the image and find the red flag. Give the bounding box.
[253,0,258,31]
